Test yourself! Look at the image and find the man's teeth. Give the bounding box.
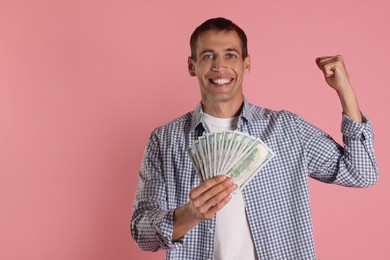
[212,78,232,85]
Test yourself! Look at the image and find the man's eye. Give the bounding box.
[227,53,237,59]
[202,54,214,60]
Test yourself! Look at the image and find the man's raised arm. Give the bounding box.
[316,55,362,122]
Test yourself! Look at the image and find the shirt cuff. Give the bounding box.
[341,113,373,140]
[156,209,185,249]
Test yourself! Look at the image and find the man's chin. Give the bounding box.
[207,93,243,103]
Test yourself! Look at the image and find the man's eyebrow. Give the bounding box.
[199,49,215,55]
[199,48,240,55]
[225,48,240,53]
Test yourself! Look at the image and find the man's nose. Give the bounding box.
[211,56,226,71]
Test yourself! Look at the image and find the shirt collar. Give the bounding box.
[190,98,254,132]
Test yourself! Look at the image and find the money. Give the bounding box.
[187,131,275,191]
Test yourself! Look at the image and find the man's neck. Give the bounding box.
[202,98,244,118]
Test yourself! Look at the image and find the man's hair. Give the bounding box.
[190,17,248,61]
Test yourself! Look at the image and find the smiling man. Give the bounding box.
[188,29,250,118]
[131,18,378,259]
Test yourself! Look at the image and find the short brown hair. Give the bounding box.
[190,17,248,60]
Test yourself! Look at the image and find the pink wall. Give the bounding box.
[1,0,389,259]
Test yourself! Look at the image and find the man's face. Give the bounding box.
[188,30,250,105]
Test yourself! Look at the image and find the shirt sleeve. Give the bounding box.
[296,113,378,187]
[131,131,184,251]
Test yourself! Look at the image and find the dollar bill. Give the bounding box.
[226,140,274,190]
[188,130,275,189]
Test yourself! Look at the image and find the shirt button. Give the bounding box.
[208,228,214,234]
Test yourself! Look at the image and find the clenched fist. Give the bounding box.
[315,55,362,122]
[316,55,352,93]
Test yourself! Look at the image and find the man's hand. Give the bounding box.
[188,175,237,220]
[172,175,237,241]
[315,55,351,92]
[315,55,362,122]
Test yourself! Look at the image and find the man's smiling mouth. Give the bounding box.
[209,78,233,85]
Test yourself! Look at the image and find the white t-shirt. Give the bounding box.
[203,113,258,260]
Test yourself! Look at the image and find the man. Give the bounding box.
[131,17,378,259]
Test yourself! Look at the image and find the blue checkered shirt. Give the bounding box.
[131,99,378,260]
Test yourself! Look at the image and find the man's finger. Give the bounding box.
[316,55,343,69]
[205,193,233,216]
[322,63,337,77]
[196,183,237,218]
[201,182,237,209]
[199,178,234,203]
[189,175,228,200]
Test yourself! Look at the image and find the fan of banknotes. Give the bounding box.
[187,130,275,191]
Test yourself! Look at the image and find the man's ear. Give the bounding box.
[244,55,251,73]
[188,57,196,77]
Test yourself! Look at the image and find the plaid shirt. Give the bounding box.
[131,99,378,260]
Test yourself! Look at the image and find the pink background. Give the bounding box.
[1,0,389,259]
